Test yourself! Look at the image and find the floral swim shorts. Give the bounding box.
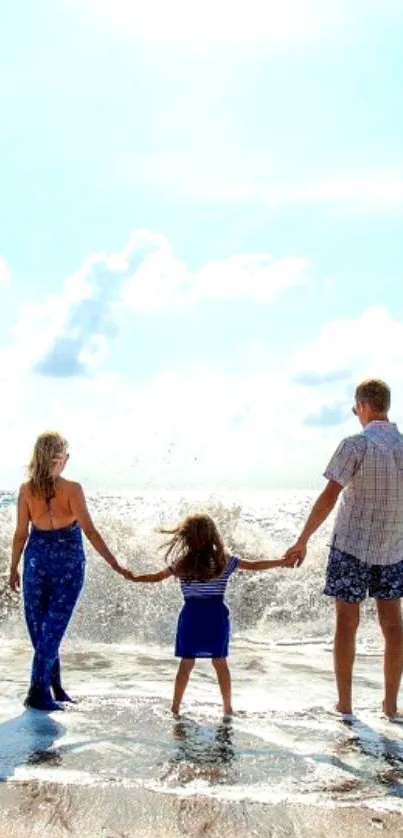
[324,546,403,603]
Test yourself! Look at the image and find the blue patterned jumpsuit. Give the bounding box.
[23,522,85,708]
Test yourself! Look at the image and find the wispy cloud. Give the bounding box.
[304,403,347,428]
[117,153,262,203]
[119,153,403,213]
[265,170,403,210]
[293,370,351,387]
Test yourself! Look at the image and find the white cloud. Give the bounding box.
[292,306,403,381]
[2,304,403,491]
[190,255,308,302]
[122,249,308,311]
[2,224,403,492]
[0,230,307,377]
[290,306,403,430]
[0,362,324,490]
[0,256,11,286]
[77,0,329,46]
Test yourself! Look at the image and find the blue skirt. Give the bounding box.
[175,596,230,659]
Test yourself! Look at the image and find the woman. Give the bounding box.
[9,431,130,712]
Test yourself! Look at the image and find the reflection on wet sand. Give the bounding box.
[162,718,236,786]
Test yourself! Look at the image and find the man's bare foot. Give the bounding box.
[382,700,403,720]
[335,702,353,715]
[171,704,180,716]
[223,707,233,719]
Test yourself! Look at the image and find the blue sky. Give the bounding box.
[0,0,402,489]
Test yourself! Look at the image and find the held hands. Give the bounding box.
[120,570,138,582]
[278,553,302,568]
[110,558,134,580]
[116,565,135,581]
[282,541,307,568]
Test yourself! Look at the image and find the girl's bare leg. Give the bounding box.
[212,657,232,715]
[171,658,195,714]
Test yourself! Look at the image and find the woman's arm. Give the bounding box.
[238,556,296,571]
[9,487,30,592]
[70,484,130,578]
[127,567,173,583]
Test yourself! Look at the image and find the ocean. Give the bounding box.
[1,489,403,837]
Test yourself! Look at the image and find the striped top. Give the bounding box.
[324,421,403,566]
[170,555,240,599]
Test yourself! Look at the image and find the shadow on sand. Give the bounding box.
[309,714,403,798]
[0,709,65,781]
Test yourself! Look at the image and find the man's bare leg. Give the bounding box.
[376,599,403,718]
[334,600,360,714]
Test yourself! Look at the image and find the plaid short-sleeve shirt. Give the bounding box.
[324,421,403,566]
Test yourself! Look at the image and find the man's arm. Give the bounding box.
[284,480,343,566]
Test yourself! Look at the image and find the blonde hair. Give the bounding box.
[161,512,226,582]
[28,431,68,501]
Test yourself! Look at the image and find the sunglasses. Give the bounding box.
[352,404,361,416]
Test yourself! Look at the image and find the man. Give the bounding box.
[286,379,403,717]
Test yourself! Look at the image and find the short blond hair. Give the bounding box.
[355,379,390,413]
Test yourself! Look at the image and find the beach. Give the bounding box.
[1,491,403,835]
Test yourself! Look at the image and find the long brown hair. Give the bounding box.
[28,431,68,502]
[161,512,227,582]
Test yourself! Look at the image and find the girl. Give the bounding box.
[9,431,130,711]
[128,512,294,716]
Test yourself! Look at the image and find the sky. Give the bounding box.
[0,0,402,490]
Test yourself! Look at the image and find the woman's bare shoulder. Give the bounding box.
[19,481,31,497]
[59,477,83,493]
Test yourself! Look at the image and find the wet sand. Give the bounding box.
[2,638,403,837]
[1,781,403,838]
